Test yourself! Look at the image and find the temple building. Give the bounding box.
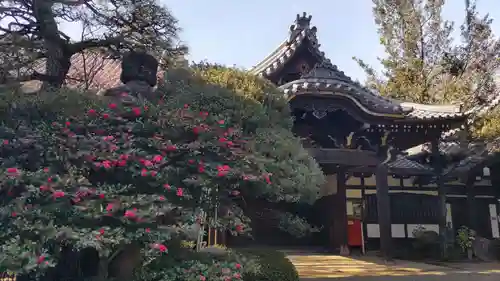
[249,12,500,256]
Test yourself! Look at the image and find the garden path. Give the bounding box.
[285,251,500,281]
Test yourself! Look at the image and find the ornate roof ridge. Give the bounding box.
[249,12,324,76]
[399,102,462,113]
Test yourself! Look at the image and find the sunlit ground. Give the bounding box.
[287,254,500,279]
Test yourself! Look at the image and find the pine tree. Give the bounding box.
[354,0,500,111]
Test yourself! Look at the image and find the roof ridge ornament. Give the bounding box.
[289,12,317,43]
[301,59,351,82]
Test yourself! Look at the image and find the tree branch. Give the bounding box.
[68,36,124,54]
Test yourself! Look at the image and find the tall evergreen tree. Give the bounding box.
[354,0,500,112]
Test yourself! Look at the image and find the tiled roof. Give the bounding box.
[281,62,467,120]
[254,13,467,121]
[250,12,324,77]
[19,51,166,93]
[20,52,122,92]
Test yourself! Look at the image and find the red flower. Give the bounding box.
[11,212,17,217]
[184,104,189,108]
[3,140,8,145]
[99,228,105,235]
[117,160,127,167]
[99,194,105,199]
[132,107,141,116]
[102,113,110,119]
[219,137,227,143]
[176,188,183,197]
[6,167,19,174]
[233,273,241,279]
[153,243,168,252]
[103,135,114,141]
[40,185,50,191]
[65,121,71,127]
[200,275,206,281]
[141,169,148,176]
[88,109,96,115]
[124,210,136,218]
[198,164,205,173]
[166,145,177,151]
[53,191,65,198]
[119,154,130,160]
[108,103,117,109]
[200,111,208,117]
[159,196,165,201]
[235,224,243,233]
[43,167,49,173]
[106,203,114,212]
[150,171,158,177]
[163,183,171,190]
[235,263,241,269]
[141,159,153,167]
[218,120,225,125]
[217,165,231,177]
[145,228,151,233]
[102,160,112,169]
[152,155,163,163]
[37,255,45,264]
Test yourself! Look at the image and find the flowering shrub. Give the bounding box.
[0,88,276,278]
[0,61,324,279]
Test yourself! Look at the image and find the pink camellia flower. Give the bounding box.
[102,113,110,119]
[235,224,243,233]
[6,167,18,174]
[37,255,45,264]
[217,165,231,177]
[233,273,241,279]
[166,145,177,151]
[102,160,112,169]
[106,203,114,212]
[3,140,8,145]
[153,243,168,252]
[88,109,96,115]
[132,107,141,116]
[199,275,206,281]
[40,185,50,191]
[108,103,117,109]
[124,210,136,218]
[53,191,65,198]
[152,155,163,163]
[176,188,183,197]
[235,263,241,269]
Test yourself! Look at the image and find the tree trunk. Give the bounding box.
[41,45,71,90]
[33,0,71,90]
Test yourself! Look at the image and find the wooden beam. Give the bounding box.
[431,139,448,258]
[376,164,392,260]
[308,148,380,166]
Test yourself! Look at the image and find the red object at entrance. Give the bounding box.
[347,219,362,246]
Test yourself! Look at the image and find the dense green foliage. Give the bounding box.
[0,63,321,279]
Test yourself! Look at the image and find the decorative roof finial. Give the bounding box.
[295,12,312,29]
[289,12,316,43]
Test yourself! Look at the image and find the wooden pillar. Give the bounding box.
[337,170,349,255]
[431,139,447,258]
[465,177,476,231]
[376,164,392,260]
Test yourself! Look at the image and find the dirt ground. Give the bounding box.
[286,252,500,281]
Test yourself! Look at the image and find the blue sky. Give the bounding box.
[161,0,500,81]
